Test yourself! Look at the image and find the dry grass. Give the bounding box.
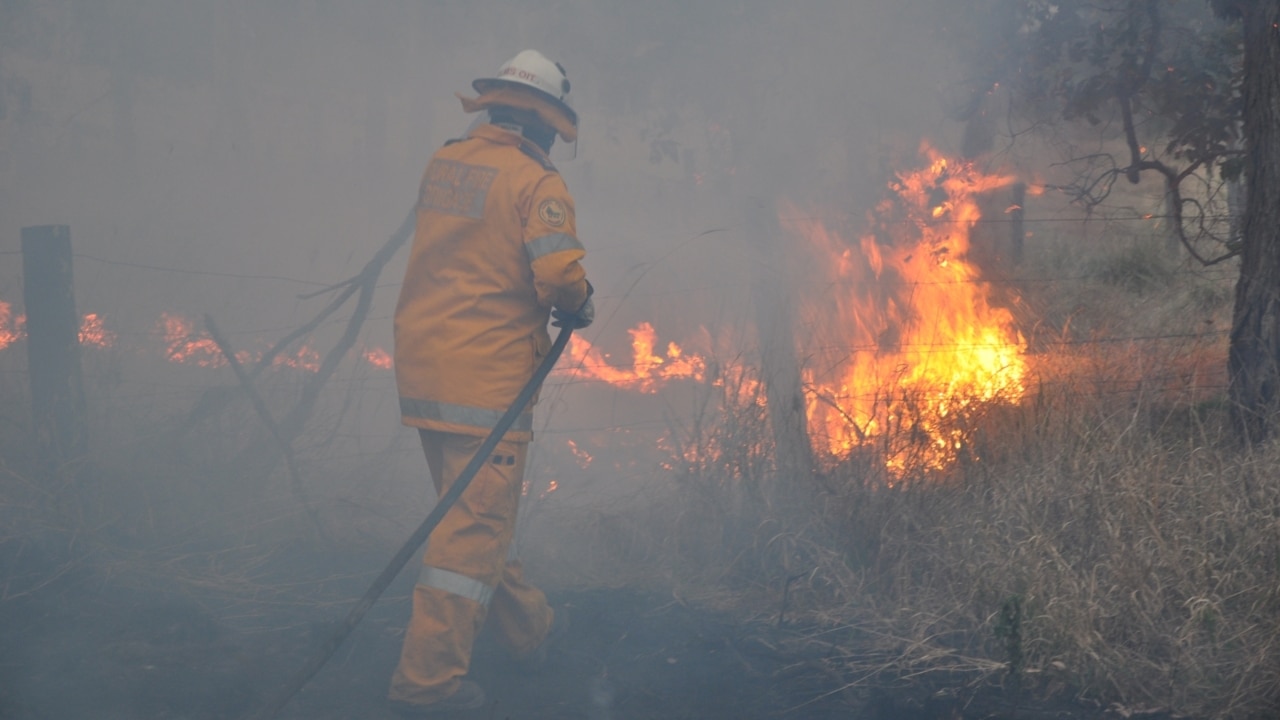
[810,389,1280,718]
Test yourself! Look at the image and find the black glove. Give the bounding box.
[552,282,595,329]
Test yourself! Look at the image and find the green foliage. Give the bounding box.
[965,0,1241,164]
[1083,239,1174,293]
[942,0,1244,265]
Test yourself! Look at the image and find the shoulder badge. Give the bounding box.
[537,198,568,228]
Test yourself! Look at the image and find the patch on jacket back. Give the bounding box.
[421,158,499,219]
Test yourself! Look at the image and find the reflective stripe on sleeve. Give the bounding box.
[400,397,533,433]
[418,566,494,606]
[524,233,583,262]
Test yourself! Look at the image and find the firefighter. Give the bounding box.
[389,49,592,714]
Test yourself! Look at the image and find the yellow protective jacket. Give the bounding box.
[394,123,590,441]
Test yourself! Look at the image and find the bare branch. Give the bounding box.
[1119,93,1144,185]
[203,314,333,550]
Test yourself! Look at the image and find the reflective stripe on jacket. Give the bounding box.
[393,123,590,440]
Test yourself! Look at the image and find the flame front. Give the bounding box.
[272,346,320,372]
[543,146,1026,475]
[155,312,387,372]
[564,322,706,393]
[160,313,247,367]
[797,143,1027,472]
[0,145,1028,478]
[0,301,116,350]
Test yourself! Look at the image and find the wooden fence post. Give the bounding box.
[21,225,87,466]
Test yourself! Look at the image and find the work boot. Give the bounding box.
[517,606,569,672]
[389,680,486,716]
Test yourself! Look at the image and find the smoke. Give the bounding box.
[0,0,974,540]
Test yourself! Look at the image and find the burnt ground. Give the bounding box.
[0,548,1160,720]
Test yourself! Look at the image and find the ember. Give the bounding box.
[565,439,593,470]
[271,346,321,372]
[364,347,393,370]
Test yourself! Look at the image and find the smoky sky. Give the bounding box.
[0,0,1011,569]
[0,0,970,463]
[1,1,958,302]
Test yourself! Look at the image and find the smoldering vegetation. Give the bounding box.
[2,2,1279,719]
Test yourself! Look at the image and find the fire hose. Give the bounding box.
[249,315,582,720]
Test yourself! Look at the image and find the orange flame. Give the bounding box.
[78,313,115,348]
[157,312,387,372]
[364,347,393,370]
[159,313,250,367]
[564,322,706,393]
[565,439,593,470]
[0,302,392,373]
[0,301,116,350]
[271,346,321,372]
[796,142,1027,473]
[0,301,22,351]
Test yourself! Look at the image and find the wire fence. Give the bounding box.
[0,209,1238,459]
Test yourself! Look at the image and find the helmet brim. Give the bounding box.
[472,78,578,128]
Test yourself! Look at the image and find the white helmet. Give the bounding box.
[472,50,577,128]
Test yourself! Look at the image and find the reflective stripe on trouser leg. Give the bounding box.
[390,429,547,705]
[418,565,494,606]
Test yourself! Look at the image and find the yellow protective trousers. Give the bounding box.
[389,429,553,705]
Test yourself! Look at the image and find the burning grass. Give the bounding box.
[528,166,1270,716]
[793,144,1029,475]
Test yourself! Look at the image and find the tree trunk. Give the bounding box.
[746,199,814,490]
[1228,0,1280,442]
